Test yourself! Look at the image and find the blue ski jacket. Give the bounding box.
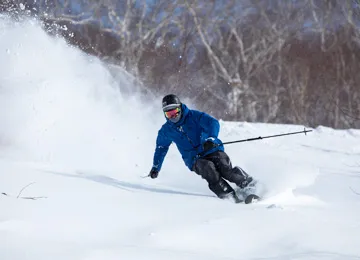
[152,103,224,171]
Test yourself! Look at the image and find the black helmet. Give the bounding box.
[162,94,182,123]
[162,94,181,111]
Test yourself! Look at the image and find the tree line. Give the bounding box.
[2,0,360,129]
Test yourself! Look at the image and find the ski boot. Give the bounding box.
[234,167,258,201]
[209,178,242,203]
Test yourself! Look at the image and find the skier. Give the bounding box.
[148,94,255,202]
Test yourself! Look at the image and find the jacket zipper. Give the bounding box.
[175,125,201,150]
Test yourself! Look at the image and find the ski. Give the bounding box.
[244,194,260,204]
[226,191,260,204]
[233,178,262,204]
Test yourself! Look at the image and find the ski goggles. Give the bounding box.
[164,107,181,119]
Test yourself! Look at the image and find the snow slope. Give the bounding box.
[1,16,360,260]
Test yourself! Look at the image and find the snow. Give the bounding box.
[1,16,360,260]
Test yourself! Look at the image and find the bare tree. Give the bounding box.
[4,0,360,128]
[186,0,312,122]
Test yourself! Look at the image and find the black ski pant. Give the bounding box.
[192,151,249,198]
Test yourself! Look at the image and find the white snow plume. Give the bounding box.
[0,16,161,175]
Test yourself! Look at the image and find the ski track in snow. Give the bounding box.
[1,16,360,260]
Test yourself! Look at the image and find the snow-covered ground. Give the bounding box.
[1,16,360,260]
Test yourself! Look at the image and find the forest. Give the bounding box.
[2,0,360,129]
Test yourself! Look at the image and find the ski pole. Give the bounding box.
[223,128,312,145]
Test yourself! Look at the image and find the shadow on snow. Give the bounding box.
[41,169,214,198]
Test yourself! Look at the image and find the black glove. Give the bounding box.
[149,168,159,179]
[203,137,217,152]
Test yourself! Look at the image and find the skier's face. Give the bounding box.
[164,106,181,123]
